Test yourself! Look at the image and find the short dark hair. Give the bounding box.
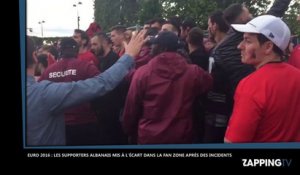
[94,32,111,43]
[37,54,48,68]
[150,18,166,26]
[145,27,159,37]
[257,33,284,57]
[27,36,35,68]
[110,25,127,34]
[223,3,244,25]
[60,37,79,58]
[181,18,196,30]
[165,17,181,35]
[209,10,229,33]
[144,19,152,25]
[34,54,48,76]
[144,27,160,46]
[187,27,204,46]
[74,29,90,47]
[150,31,180,52]
[40,45,59,60]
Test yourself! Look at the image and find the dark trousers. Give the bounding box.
[202,124,227,143]
[66,122,100,146]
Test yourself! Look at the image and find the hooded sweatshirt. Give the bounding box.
[123,52,212,144]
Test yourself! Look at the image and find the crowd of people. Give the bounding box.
[26,0,300,146]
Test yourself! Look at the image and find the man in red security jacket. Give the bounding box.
[122,31,213,144]
[27,31,146,146]
[39,38,101,145]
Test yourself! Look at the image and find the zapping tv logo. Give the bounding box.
[242,159,292,167]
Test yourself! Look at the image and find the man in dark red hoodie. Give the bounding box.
[122,31,213,144]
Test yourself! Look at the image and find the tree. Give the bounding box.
[122,0,140,26]
[161,0,217,28]
[158,0,270,28]
[94,0,140,32]
[94,0,299,36]
[214,0,271,16]
[282,0,300,37]
[138,0,163,24]
[244,0,272,16]
[94,0,122,32]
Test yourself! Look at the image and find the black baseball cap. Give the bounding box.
[149,31,180,51]
[60,37,78,49]
[59,37,79,58]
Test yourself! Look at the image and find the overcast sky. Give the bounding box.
[27,0,95,37]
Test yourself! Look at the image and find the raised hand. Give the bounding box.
[123,29,147,58]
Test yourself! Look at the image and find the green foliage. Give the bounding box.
[158,0,270,28]
[122,0,140,26]
[94,0,299,36]
[138,0,163,24]
[161,0,217,28]
[213,0,271,16]
[282,0,300,37]
[94,0,122,32]
[94,0,140,32]
[245,0,272,16]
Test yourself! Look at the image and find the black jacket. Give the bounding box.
[92,50,128,144]
[207,29,254,117]
[189,47,209,71]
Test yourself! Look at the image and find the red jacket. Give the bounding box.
[123,52,212,144]
[288,45,300,69]
[135,46,152,69]
[86,22,102,39]
[39,58,100,125]
[78,51,99,66]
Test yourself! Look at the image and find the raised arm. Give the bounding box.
[267,0,291,17]
[43,30,147,113]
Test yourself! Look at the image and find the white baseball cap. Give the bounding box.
[231,15,291,52]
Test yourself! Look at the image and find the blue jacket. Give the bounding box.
[26,54,134,146]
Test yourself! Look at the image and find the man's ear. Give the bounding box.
[263,41,274,55]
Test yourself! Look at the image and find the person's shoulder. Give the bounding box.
[132,64,151,80]
[76,59,99,73]
[293,45,300,53]
[39,61,61,77]
[107,50,119,60]
[187,63,204,71]
[31,79,53,92]
[83,50,95,57]
[74,58,93,65]
[236,70,261,91]
[135,64,150,74]
[295,44,300,49]
[218,30,242,48]
[46,60,61,69]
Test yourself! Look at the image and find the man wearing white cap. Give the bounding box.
[224,15,300,143]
